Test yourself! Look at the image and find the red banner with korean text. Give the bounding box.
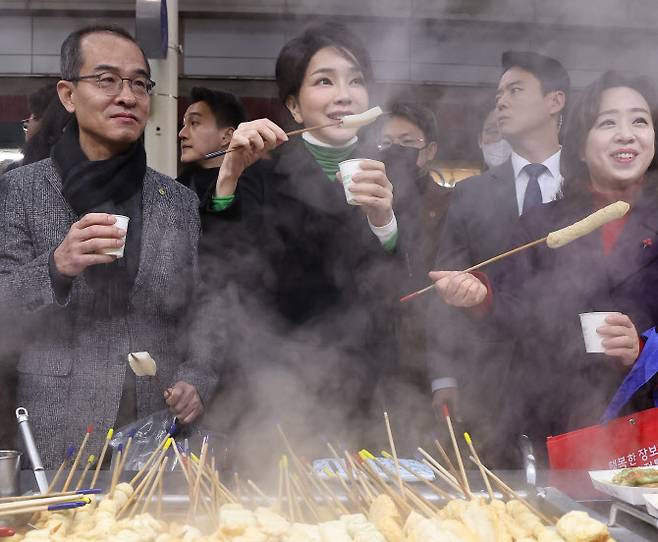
[546,408,658,470]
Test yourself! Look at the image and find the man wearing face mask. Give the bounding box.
[427,51,569,466]
[378,102,451,448]
[379,102,450,291]
[479,108,513,170]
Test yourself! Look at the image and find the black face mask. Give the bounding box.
[380,144,424,195]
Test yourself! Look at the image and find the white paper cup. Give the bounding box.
[338,159,364,206]
[101,214,129,258]
[579,311,621,353]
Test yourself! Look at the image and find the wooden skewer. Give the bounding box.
[156,468,164,520]
[356,455,412,516]
[109,446,123,498]
[434,438,460,482]
[210,457,218,516]
[468,456,554,525]
[372,455,442,516]
[464,432,494,500]
[276,425,317,498]
[117,431,135,480]
[0,500,88,517]
[0,494,88,512]
[126,457,161,519]
[74,454,95,491]
[310,469,350,516]
[190,436,209,518]
[46,445,75,495]
[276,458,284,514]
[247,479,269,504]
[326,444,366,514]
[400,237,547,303]
[283,456,294,522]
[211,466,238,504]
[383,412,405,501]
[442,405,472,498]
[171,440,191,484]
[141,456,169,515]
[417,447,467,496]
[381,450,453,501]
[203,121,342,160]
[186,452,236,504]
[90,428,113,489]
[344,451,376,503]
[0,488,100,504]
[289,473,320,522]
[285,121,341,138]
[62,425,93,492]
[130,432,170,486]
[290,474,306,522]
[185,458,221,521]
[120,438,172,519]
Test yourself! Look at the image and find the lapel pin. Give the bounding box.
[642,238,653,249]
[158,187,166,196]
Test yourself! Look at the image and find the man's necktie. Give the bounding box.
[522,163,547,214]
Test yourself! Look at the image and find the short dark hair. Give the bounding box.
[275,22,373,104]
[502,51,570,102]
[28,84,58,120]
[386,101,438,143]
[60,24,151,80]
[561,70,658,200]
[190,87,247,129]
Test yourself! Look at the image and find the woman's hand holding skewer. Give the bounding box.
[340,160,394,226]
[165,381,204,425]
[429,271,487,308]
[215,119,288,197]
[598,313,640,367]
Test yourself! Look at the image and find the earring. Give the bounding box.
[557,114,563,132]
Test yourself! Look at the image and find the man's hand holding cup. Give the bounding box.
[53,213,127,278]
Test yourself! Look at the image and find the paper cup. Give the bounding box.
[101,214,129,258]
[338,159,364,206]
[579,311,621,353]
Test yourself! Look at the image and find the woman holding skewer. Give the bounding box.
[206,23,400,465]
[430,71,658,465]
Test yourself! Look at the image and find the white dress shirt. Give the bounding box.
[511,148,563,215]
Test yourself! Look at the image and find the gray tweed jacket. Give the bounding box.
[0,159,220,468]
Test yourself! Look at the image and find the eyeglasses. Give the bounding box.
[21,116,35,134]
[67,72,155,98]
[377,137,427,151]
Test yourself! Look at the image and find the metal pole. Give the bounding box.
[144,0,179,178]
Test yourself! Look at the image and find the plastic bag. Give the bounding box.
[109,410,231,474]
[109,409,177,472]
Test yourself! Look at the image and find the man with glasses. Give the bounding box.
[0,25,218,466]
[377,101,451,448]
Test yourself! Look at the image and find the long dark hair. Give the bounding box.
[561,71,658,200]
[23,93,72,165]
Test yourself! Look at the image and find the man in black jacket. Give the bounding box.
[377,102,452,450]
[178,87,246,209]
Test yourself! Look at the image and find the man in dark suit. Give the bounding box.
[0,25,218,467]
[426,51,569,466]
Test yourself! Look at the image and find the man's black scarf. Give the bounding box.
[51,120,146,316]
[52,119,146,215]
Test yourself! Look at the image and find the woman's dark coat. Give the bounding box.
[490,187,658,461]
